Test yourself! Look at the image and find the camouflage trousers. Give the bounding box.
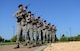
[47,31,51,42]
[51,31,56,43]
[16,23,27,45]
[43,29,48,43]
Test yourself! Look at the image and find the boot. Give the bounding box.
[39,40,42,46]
[14,44,20,49]
[23,43,27,46]
[33,40,37,47]
[27,41,32,48]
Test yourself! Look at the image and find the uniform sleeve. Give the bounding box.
[32,18,35,24]
[40,21,43,26]
[13,11,20,18]
[54,26,57,31]
[24,11,27,15]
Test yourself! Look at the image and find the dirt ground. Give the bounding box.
[44,41,80,51]
[0,44,39,51]
[0,41,80,51]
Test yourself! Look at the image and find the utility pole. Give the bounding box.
[66,32,68,41]
[69,27,71,41]
[70,27,71,37]
[60,33,62,38]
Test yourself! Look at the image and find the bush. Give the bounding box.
[60,34,68,42]
[5,40,10,42]
[0,36,4,42]
[11,35,17,42]
[11,35,25,42]
[55,35,59,41]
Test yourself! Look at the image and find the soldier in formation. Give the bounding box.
[13,4,57,49]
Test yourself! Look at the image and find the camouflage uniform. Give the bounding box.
[14,7,27,48]
[26,11,34,48]
[32,18,38,46]
[37,17,43,45]
[43,20,48,44]
[51,25,57,43]
[47,23,52,43]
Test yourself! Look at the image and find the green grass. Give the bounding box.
[0,42,16,46]
[0,42,25,46]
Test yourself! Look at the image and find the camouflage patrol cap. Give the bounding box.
[44,20,46,22]
[52,25,54,26]
[25,6,28,9]
[18,4,23,8]
[38,16,40,18]
[28,11,31,13]
[48,23,51,25]
[31,14,34,16]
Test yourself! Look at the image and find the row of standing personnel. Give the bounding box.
[14,4,57,49]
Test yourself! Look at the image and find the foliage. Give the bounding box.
[0,36,4,42]
[11,35,17,42]
[59,34,68,42]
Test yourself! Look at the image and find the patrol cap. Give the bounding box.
[48,23,51,25]
[44,20,46,22]
[52,25,54,26]
[28,11,31,13]
[31,14,34,16]
[18,4,23,8]
[38,16,40,18]
[25,6,28,9]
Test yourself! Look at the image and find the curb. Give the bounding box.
[34,43,51,51]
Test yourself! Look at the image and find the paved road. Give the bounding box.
[0,45,39,51]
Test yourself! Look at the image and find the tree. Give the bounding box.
[68,34,80,41]
[60,34,68,42]
[5,39,10,42]
[11,35,17,42]
[55,35,59,42]
[76,34,80,41]
[0,36,3,42]
[11,35,25,42]
[68,37,74,41]
[0,36,5,42]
